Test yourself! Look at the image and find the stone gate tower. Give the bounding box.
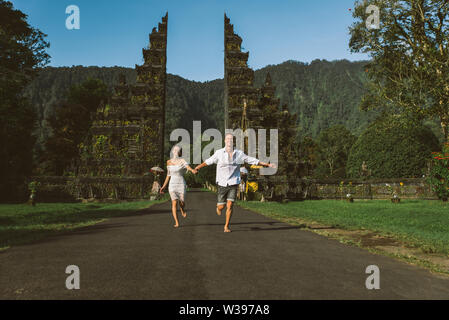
[224,14,301,200]
[76,13,168,199]
[224,14,263,131]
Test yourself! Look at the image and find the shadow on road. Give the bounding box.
[180,221,282,227]
[233,226,305,232]
[138,208,173,215]
[180,221,306,232]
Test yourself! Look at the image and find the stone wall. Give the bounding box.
[30,176,437,203]
[296,178,437,200]
[29,176,156,202]
[205,178,437,201]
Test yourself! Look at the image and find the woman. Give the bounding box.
[160,145,197,228]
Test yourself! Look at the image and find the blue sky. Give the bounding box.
[11,0,369,82]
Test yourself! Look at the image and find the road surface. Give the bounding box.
[1,189,448,299]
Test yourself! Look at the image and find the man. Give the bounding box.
[195,133,276,233]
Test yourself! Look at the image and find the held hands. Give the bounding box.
[191,169,198,175]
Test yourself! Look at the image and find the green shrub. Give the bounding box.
[346,116,440,178]
[427,143,449,200]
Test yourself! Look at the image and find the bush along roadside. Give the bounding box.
[428,142,449,201]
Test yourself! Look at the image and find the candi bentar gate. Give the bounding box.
[37,13,304,202]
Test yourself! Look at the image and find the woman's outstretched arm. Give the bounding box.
[181,159,197,174]
[185,164,198,174]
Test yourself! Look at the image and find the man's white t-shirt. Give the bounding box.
[205,148,259,187]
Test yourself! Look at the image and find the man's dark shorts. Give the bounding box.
[217,184,238,205]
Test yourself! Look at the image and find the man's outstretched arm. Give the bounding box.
[194,162,208,171]
[258,161,276,168]
[242,153,276,168]
[196,151,219,171]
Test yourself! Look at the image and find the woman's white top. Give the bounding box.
[167,159,188,190]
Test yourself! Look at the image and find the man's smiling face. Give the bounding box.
[225,134,234,150]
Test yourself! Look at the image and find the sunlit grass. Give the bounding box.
[237,199,449,254]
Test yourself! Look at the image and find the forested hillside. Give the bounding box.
[24,59,378,151]
[255,60,378,137]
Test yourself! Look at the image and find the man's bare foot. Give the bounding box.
[216,207,222,216]
[224,227,231,233]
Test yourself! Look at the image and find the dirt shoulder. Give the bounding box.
[251,212,449,277]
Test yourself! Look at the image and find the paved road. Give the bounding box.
[1,189,449,299]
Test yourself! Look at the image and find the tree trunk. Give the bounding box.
[327,158,334,176]
[441,115,449,144]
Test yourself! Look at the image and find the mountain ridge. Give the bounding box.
[24,59,378,151]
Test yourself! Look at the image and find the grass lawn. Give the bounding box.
[0,197,168,251]
[237,199,449,255]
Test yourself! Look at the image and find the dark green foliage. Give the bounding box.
[22,62,444,182]
[349,0,449,142]
[23,68,224,156]
[68,78,110,113]
[314,125,357,178]
[23,66,135,149]
[41,102,89,175]
[347,116,441,178]
[39,78,111,175]
[0,0,50,100]
[184,164,216,188]
[165,75,224,135]
[0,0,50,201]
[299,136,319,177]
[0,97,37,200]
[254,60,379,138]
[24,60,381,158]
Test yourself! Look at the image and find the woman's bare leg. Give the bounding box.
[171,200,179,227]
[179,200,187,218]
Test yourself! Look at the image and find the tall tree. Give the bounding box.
[315,125,357,178]
[0,1,50,99]
[299,136,319,177]
[349,0,449,141]
[41,78,110,175]
[0,0,50,200]
[42,102,90,175]
[68,78,111,113]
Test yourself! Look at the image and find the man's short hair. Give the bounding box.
[224,132,234,139]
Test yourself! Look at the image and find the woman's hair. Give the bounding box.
[169,144,182,159]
